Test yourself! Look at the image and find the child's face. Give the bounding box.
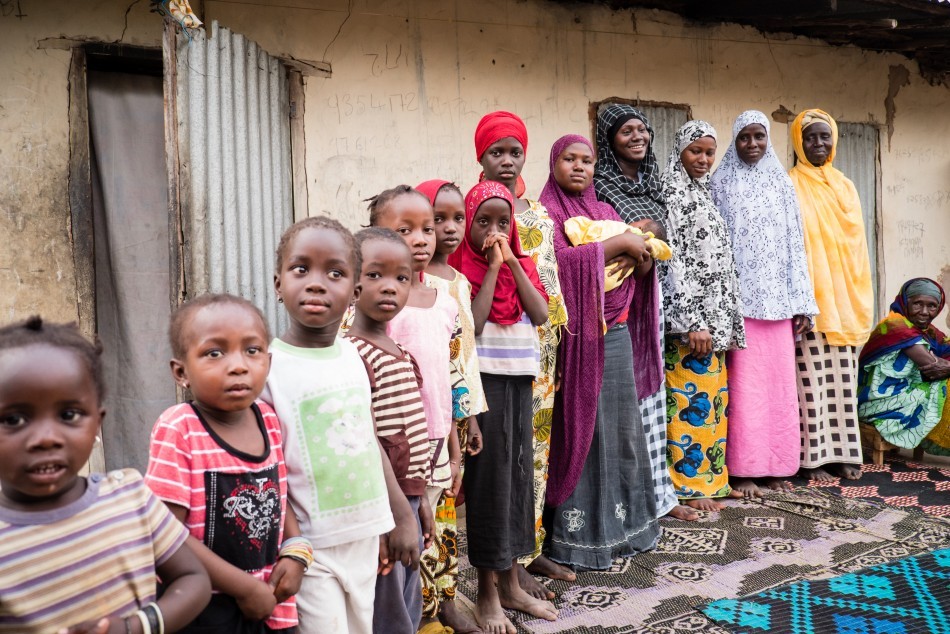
[553,142,595,194]
[377,196,436,273]
[356,239,412,323]
[432,189,466,257]
[470,197,512,251]
[479,137,525,192]
[0,344,103,510]
[172,303,270,414]
[276,226,360,334]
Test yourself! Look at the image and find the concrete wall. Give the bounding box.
[2,0,949,324]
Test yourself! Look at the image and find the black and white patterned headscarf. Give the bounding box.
[594,103,667,225]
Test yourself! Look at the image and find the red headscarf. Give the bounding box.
[475,111,528,198]
[415,179,453,206]
[448,181,547,325]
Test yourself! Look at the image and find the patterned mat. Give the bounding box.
[701,548,950,634]
[457,471,950,633]
[796,457,950,517]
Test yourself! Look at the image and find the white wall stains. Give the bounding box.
[1,0,949,325]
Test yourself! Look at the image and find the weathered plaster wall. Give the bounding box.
[0,0,159,323]
[208,0,950,315]
[2,0,949,325]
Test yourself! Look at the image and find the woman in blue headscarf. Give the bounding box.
[858,277,950,454]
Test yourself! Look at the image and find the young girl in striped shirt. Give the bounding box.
[146,294,307,633]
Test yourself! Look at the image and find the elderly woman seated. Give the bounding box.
[858,278,950,455]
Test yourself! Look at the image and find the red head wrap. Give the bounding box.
[415,179,454,206]
[474,111,528,160]
[447,181,547,325]
[474,111,529,198]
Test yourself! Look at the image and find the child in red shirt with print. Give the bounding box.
[146,294,308,633]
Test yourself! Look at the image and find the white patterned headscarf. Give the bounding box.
[710,110,819,320]
[662,120,717,211]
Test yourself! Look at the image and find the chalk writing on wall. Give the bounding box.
[906,190,950,213]
[1,0,26,18]
[897,219,924,260]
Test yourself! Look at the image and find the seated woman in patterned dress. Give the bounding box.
[858,277,950,455]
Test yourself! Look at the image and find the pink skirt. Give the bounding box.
[725,318,800,478]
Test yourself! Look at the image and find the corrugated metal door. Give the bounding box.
[171,21,293,332]
[834,122,882,319]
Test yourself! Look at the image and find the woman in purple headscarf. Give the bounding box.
[539,134,661,569]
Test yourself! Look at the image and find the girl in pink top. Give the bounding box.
[367,185,482,634]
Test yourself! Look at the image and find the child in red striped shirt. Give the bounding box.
[146,294,308,633]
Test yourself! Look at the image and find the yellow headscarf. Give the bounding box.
[789,109,873,346]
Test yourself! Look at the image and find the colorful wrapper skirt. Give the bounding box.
[665,339,732,499]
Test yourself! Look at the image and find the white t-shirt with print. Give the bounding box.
[263,337,394,549]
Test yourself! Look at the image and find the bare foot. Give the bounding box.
[666,504,700,521]
[762,477,794,491]
[730,477,764,498]
[799,467,836,482]
[526,555,576,582]
[685,498,725,511]
[474,596,516,634]
[728,489,745,499]
[475,571,516,634]
[516,563,554,600]
[440,599,483,633]
[832,463,863,480]
[498,586,558,622]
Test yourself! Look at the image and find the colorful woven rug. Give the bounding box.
[701,548,950,634]
[457,463,950,633]
[797,456,950,517]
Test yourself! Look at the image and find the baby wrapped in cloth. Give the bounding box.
[563,217,672,290]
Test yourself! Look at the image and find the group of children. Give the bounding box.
[0,111,590,633]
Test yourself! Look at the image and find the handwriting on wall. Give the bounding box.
[1,0,27,18]
[897,219,925,260]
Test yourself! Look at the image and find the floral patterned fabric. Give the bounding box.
[516,199,567,562]
[661,120,746,353]
[425,270,489,417]
[709,110,818,321]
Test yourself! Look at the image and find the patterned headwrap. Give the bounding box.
[593,104,667,225]
[447,181,547,325]
[859,278,950,365]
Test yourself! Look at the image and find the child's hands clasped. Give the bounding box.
[269,556,306,604]
[236,578,279,621]
[483,233,512,270]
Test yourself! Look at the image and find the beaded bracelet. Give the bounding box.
[278,536,314,571]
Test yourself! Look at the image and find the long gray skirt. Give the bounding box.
[545,323,661,569]
[464,374,536,570]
